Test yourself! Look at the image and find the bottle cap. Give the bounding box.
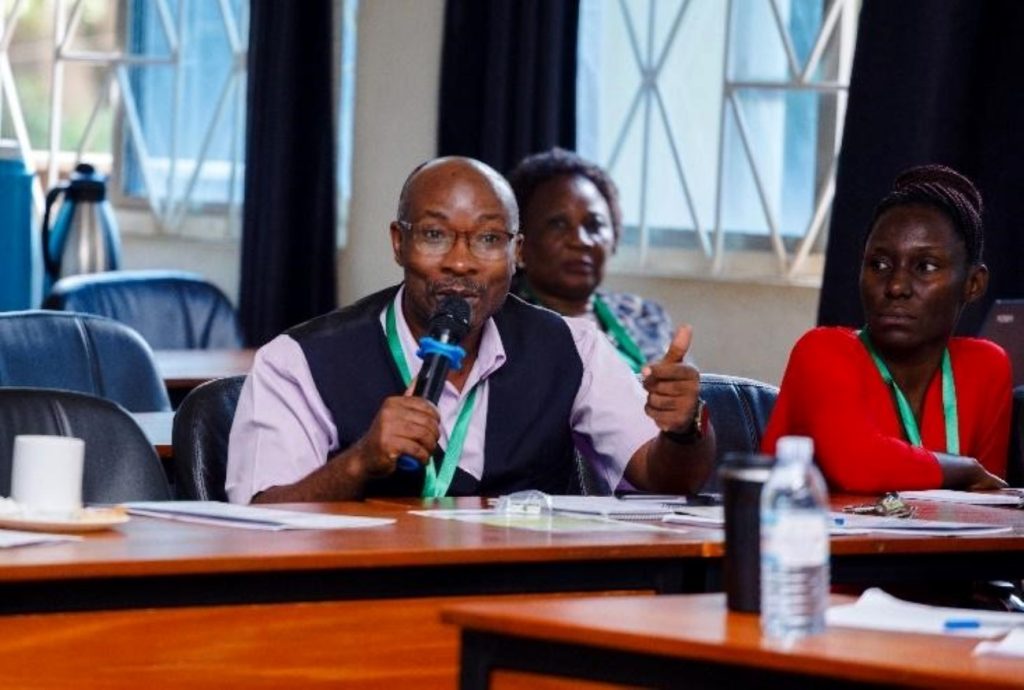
[776,435,814,464]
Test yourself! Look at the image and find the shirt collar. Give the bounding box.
[387,285,507,387]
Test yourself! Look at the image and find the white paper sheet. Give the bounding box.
[899,489,1023,507]
[830,512,1012,536]
[547,495,681,519]
[0,529,81,548]
[409,509,676,533]
[975,627,1024,657]
[827,588,1024,638]
[124,501,394,530]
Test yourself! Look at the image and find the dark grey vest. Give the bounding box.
[289,286,583,496]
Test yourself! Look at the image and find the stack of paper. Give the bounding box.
[124,501,394,531]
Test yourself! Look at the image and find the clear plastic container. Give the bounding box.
[760,435,830,640]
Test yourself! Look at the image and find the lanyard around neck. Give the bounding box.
[858,329,959,454]
[590,295,646,373]
[385,300,478,498]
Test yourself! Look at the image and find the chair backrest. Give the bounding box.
[1008,386,1024,488]
[0,388,171,502]
[699,373,779,493]
[44,270,244,350]
[172,375,246,500]
[0,310,170,412]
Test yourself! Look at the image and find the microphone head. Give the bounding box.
[428,296,472,344]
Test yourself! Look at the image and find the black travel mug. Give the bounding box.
[720,452,774,612]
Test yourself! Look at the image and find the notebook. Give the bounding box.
[977,299,1024,386]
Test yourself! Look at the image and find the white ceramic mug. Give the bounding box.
[9,435,85,513]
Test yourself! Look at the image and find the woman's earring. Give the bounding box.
[516,258,526,270]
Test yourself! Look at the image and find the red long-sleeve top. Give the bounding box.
[761,327,1011,493]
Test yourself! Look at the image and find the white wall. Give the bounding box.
[337,0,445,302]
[116,0,817,385]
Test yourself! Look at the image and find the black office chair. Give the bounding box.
[0,388,171,502]
[0,310,171,412]
[44,270,244,350]
[698,373,779,493]
[172,375,246,500]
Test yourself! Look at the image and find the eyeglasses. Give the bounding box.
[396,221,517,261]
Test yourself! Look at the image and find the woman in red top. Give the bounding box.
[763,165,1010,493]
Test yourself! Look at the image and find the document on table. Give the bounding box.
[546,495,685,519]
[410,509,675,533]
[828,588,1024,639]
[662,507,1009,536]
[0,530,81,548]
[975,628,1024,658]
[124,501,395,530]
[898,489,1023,507]
[830,512,1012,536]
[661,506,725,527]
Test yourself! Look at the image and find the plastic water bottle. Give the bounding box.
[760,435,830,640]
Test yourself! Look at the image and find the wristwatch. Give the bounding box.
[662,397,709,445]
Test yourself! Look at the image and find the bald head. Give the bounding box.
[396,156,519,232]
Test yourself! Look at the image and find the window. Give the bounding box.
[577,0,858,284]
[1,0,357,245]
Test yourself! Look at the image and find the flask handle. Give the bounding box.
[41,183,70,280]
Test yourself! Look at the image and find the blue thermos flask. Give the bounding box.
[0,141,39,310]
[41,162,121,294]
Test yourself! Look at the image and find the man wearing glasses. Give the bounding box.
[227,157,715,502]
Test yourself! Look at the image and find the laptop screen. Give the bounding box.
[977,299,1024,387]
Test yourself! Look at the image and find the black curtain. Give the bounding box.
[438,0,579,175]
[819,0,1024,333]
[239,0,337,346]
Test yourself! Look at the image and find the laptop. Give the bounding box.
[978,299,1024,386]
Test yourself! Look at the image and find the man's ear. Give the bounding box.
[390,222,405,267]
[964,263,989,304]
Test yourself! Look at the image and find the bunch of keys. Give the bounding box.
[842,491,917,518]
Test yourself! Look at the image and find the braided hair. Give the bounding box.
[507,148,623,242]
[868,164,984,266]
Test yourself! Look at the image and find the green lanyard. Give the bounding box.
[385,300,479,498]
[517,282,646,372]
[591,295,647,373]
[858,329,959,454]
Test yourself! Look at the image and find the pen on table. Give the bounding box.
[943,618,981,630]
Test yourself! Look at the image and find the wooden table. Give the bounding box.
[153,348,254,392]
[4,497,1018,616]
[443,593,1024,689]
[0,593,626,690]
[0,500,714,615]
[0,498,1022,689]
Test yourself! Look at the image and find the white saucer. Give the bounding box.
[0,506,129,533]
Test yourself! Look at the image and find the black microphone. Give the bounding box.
[397,295,472,471]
